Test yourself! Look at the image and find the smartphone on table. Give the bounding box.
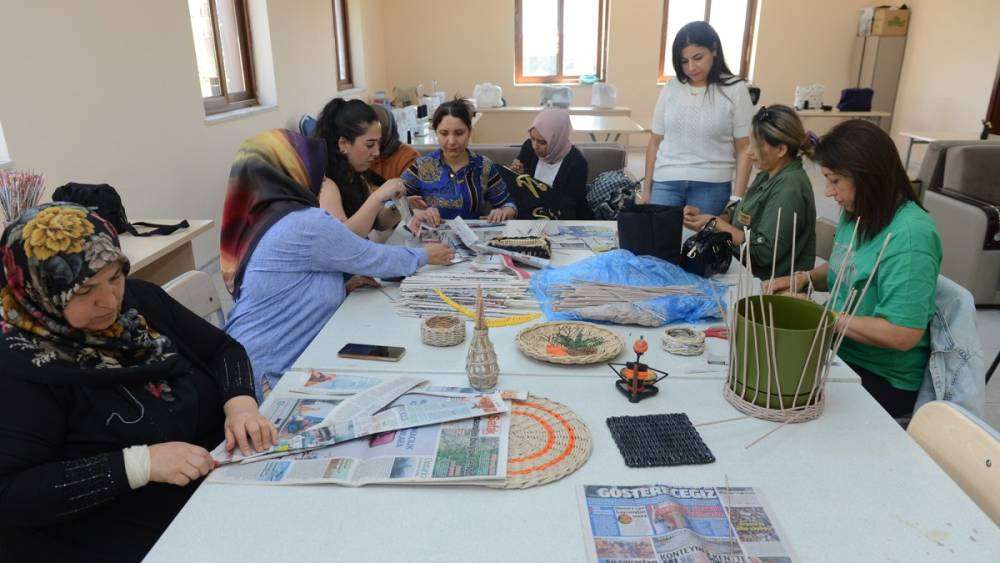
[337,343,407,362]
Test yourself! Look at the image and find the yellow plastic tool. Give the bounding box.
[434,289,541,328]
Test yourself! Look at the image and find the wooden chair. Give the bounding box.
[162,270,226,328]
[907,401,1000,525]
[814,217,837,262]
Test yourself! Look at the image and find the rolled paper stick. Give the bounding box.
[792,303,829,404]
[745,420,788,449]
[768,303,785,411]
[748,299,764,405]
[790,212,797,295]
[694,415,752,428]
[768,207,782,293]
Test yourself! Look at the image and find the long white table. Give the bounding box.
[147,371,1000,562]
[293,221,860,383]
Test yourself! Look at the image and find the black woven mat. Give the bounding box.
[606,413,715,467]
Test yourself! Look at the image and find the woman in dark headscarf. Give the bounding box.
[0,203,275,561]
[369,104,420,182]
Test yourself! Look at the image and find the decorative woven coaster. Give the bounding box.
[516,321,624,365]
[606,413,715,467]
[490,396,592,489]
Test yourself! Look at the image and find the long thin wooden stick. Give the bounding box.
[768,207,782,293]
[789,212,798,295]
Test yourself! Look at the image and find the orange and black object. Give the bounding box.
[608,336,669,403]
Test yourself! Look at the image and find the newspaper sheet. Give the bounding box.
[212,387,508,465]
[448,216,550,268]
[551,225,618,253]
[289,369,528,401]
[577,485,794,563]
[209,392,510,486]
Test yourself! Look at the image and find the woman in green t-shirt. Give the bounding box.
[684,104,816,279]
[766,120,942,417]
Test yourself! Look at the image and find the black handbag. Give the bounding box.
[51,183,189,237]
[836,88,874,112]
[681,218,734,277]
[616,202,683,264]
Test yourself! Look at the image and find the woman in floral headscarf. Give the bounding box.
[0,203,275,561]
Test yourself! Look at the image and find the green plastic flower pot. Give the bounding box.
[729,295,835,409]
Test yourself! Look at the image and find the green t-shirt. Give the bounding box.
[827,201,942,391]
[731,158,816,279]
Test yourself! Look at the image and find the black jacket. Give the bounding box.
[0,280,255,562]
[516,140,592,219]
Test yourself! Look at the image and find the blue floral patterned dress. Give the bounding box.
[400,149,515,219]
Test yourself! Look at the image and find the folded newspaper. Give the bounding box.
[211,375,508,465]
[449,216,550,269]
[208,371,513,486]
[578,485,794,562]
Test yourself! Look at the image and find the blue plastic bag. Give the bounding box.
[530,250,724,326]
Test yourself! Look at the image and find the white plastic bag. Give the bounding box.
[473,83,504,108]
[794,84,825,110]
[540,85,572,108]
[591,83,617,108]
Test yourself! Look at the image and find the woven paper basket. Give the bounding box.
[516,321,623,365]
[421,315,466,347]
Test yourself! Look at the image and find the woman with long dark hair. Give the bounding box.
[637,21,754,215]
[313,98,406,237]
[403,98,516,227]
[766,120,942,417]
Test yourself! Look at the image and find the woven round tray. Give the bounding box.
[421,315,466,347]
[490,396,592,489]
[516,321,624,365]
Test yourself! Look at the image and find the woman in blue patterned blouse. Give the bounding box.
[403,99,517,228]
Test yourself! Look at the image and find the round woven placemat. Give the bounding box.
[516,321,624,365]
[490,396,592,489]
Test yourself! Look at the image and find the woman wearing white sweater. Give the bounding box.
[637,21,754,216]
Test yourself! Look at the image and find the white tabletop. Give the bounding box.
[569,115,646,134]
[292,220,860,383]
[796,109,891,118]
[118,218,213,271]
[899,131,997,143]
[147,371,1000,562]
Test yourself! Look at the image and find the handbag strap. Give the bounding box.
[126,220,190,237]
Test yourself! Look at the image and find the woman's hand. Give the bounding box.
[411,207,442,231]
[373,179,406,203]
[346,275,380,293]
[683,213,713,231]
[223,396,278,456]
[423,242,455,265]
[509,159,524,174]
[635,180,651,205]
[683,205,701,218]
[407,195,428,210]
[486,206,516,224]
[148,442,216,487]
[763,272,809,295]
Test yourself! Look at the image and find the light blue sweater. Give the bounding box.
[225,207,427,399]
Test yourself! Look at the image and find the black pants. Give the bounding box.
[848,362,919,417]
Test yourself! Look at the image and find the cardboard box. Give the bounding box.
[859,6,910,36]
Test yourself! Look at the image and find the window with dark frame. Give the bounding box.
[658,0,758,83]
[514,0,608,85]
[332,0,354,90]
[188,0,258,115]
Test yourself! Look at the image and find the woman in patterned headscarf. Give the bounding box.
[0,203,274,561]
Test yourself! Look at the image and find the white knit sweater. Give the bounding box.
[650,78,753,183]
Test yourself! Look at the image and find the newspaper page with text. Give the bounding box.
[578,485,794,563]
[209,392,509,486]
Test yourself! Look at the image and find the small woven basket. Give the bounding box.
[421,315,466,347]
[516,321,624,365]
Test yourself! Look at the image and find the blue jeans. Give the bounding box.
[650,180,732,216]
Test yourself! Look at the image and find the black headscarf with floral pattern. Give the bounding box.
[0,203,179,383]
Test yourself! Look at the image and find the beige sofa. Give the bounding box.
[413,142,628,184]
[918,141,1000,306]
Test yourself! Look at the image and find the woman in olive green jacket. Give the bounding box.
[683,104,816,279]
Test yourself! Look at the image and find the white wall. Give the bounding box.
[0,0,388,266]
[891,0,1000,162]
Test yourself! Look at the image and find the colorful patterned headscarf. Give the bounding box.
[220,129,327,297]
[0,203,176,374]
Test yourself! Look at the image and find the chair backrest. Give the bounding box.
[814,217,837,261]
[298,114,317,137]
[916,139,1000,198]
[413,142,627,184]
[942,144,1000,205]
[162,270,226,328]
[907,401,1000,525]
